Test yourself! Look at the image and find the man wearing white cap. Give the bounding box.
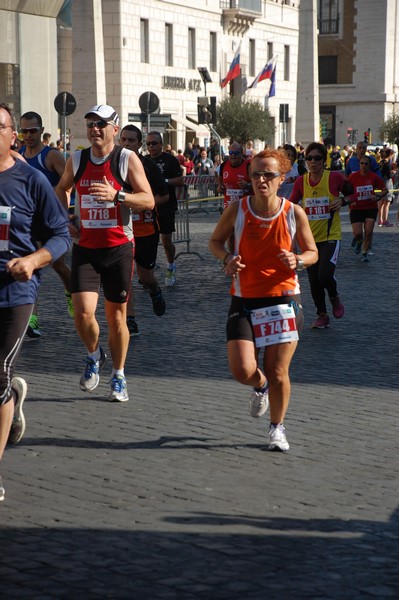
[56,104,154,402]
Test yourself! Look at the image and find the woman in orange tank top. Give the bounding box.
[209,149,318,452]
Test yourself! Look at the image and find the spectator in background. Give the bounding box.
[329,145,343,171]
[245,139,256,159]
[345,141,381,176]
[42,132,51,146]
[183,151,195,176]
[195,148,214,175]
[208,138,220,162]
[176,149,185,167]
[279,144,300,198]
[378,147,394,226]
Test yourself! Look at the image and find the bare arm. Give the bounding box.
[46,149,66,178]
[154,193,169,207]
[167,174,184,186]
[281,204,318,269]
[208,202,246,276]
[55,157,75,211]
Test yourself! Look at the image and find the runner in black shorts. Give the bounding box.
[226,296,304,342]
[347,155,387,262]
[56,104,154,403]
[119,125,169,334]
[145,131,184,287]
[71,242,134,303]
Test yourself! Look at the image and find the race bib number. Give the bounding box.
[80,195,118,229]
[355,185,373,201]
[0,206,12,251]
[304,196,330,220]
[227,188,244,200]
[251,304,298,348]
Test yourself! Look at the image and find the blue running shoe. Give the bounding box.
[80,347,107,392]
[108,375,129,402]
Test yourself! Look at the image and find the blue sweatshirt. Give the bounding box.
[0,159,71,307]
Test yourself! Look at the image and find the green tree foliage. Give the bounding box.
[216,96,275,145]
[379,113,399,145]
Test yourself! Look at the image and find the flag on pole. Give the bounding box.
[220,43,241,88]
[246,57,275,90]
[267,65,276,98]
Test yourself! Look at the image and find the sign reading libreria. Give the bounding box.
[162,77,202,91]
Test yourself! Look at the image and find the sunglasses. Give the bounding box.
[229,150,242,156]
[305,155,324,162]
[86,120,109,129]
[359,161,370,165]
[250,171,280,180]
[146,141,160,146]
[20,127,41,134]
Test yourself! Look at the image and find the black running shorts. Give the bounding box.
[226,295,304,342]
[71,241,134,303]
[134,232,159,270]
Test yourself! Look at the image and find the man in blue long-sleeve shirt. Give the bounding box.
[345,141,382,177]
[0,103,71,502]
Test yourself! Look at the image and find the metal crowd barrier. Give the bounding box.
[173,175,223,260]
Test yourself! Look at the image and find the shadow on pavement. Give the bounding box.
[1,507,398,599]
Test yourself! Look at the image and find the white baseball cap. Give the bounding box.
[84,104,119,125]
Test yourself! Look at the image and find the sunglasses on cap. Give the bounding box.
[20,127,41,134]
[305,155,324,162]
[146,140,161,146]
[86,120,110,129]
[229,150,242,156]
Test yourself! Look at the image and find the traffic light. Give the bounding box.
[197,97,209,124]
[208,97,217,124]
[364,128,371,143]
[197,96,217,125]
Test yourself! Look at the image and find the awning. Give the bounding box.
[170,114,209,137]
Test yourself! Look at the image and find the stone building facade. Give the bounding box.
[318,0,399,146]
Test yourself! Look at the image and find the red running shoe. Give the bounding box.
[330,296,345,319]
[311,313,330,329]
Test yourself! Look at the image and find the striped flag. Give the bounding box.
[221,43,241,88]
[267,65,276,98]
[246,57,275,90]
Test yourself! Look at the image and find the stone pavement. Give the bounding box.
[1,207,399,599]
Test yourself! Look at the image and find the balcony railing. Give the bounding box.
[318,17,339,35]
[220,0,262,14]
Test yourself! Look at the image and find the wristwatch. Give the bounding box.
[296,256,305,271]
[114,190,126,206]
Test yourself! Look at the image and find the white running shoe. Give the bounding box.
[108,375,129,402]
[8,377,28,444]
[269,424,290,452]
[165,266,176,287]
[79,347,107,392]
[249,385,269,418]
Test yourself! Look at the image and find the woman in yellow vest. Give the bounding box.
[289,142,354,329]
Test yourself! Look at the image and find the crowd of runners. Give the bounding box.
[0,100,395,501]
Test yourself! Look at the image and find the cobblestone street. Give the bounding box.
[1,209,398,599]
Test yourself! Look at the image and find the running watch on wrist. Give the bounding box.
[296,256,305,271]
[114,190,126,206]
